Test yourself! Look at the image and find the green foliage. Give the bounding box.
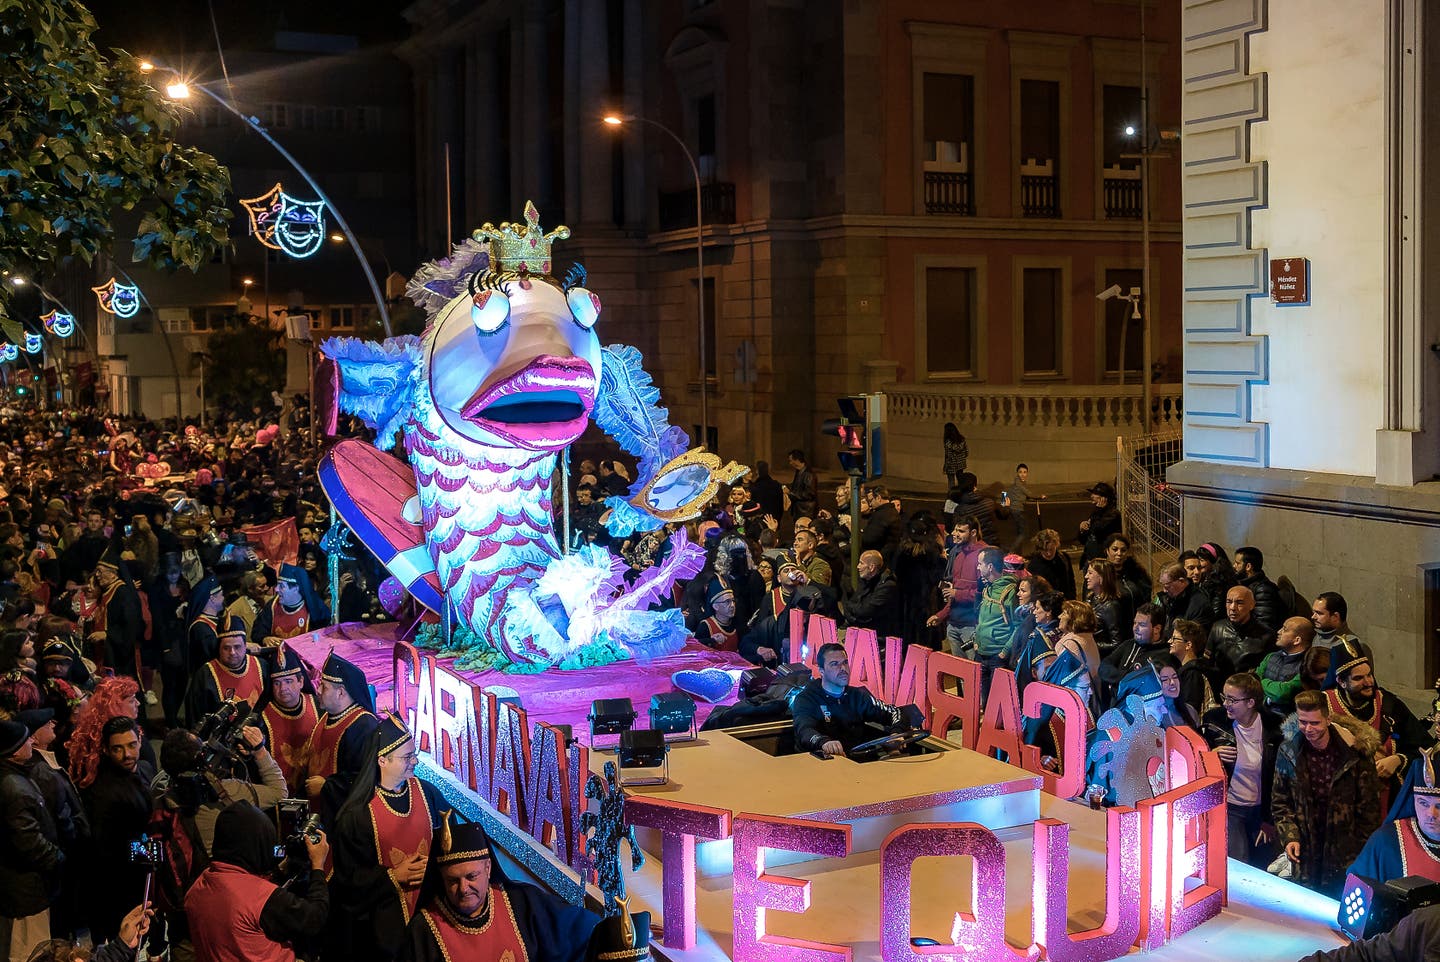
[204,322,283,410]
[0,0,232,313]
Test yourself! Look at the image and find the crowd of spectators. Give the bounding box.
[0,394,1435,958]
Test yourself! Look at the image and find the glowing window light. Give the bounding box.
[92,278,141,318]
[239,182,327,258]
[41,310,74,337]
[23,333,42,354]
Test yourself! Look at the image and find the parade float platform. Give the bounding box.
[288,621,753,738]
[297,622,1349,961]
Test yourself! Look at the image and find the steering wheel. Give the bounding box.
[847,728,930,758]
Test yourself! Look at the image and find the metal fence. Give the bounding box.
[1116,431,1184,577]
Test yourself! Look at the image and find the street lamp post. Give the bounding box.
[603,113,708,450]
[146,60,393,338]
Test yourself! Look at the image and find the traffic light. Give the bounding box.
[820,393,887,480]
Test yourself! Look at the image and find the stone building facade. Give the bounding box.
[399,0,1183,486]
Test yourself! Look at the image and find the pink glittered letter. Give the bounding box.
[626,797,732,950]
[732,813,851,962]
[1031,810,1141,960]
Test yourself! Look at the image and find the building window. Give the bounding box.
[1102,268,1144,376]
[1019,79,1060,217]
[1102,85,1142,218]
[297,105,316,130]
[691,278,717,379]
[329,307,355,329]
[318,106,346,132]
[263,103,289,129]
[695,93,717,180]
[1021,267,1062,375]
[925,267,977,376]
[352,106,380,132]
[921,73,975,215]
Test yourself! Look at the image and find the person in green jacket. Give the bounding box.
[974,547,1019,702]
[1256,616,1313,714]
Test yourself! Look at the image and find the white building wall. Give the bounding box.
[1246,0,1387,475]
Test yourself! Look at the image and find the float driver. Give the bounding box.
[792,643,922,757]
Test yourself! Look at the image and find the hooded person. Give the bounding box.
[185,800,330,962]
[186,614,268,721]
[186,575,226,671]
[303,649,380,824]
[331,714,449,962]
[89,540,145,679]
[399,813,598,962]
[254,562,332,646]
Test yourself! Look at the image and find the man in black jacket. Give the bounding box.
[1208,585,1274,680]
[1295,903,1440,962]
[1155,562,1212,633]
[0,717,63,957]
[1201,673,1283,866]
[858,484,903,563]
[792,643,915,757]
[82,716,156,943]
[845,551,898,643]
[1235,545,1285,634]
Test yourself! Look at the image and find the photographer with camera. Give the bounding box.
[158,711,287,856]
[185,800,329,962]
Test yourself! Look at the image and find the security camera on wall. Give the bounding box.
[1096,284,1123,301]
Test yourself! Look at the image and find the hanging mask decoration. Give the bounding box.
[92,278,141,318]
[240,182,327,258]
[0,343,18,362]
[23,333,42,354]
[274,194,327,259]
[41,310,75,337]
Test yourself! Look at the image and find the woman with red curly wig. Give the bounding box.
[67,675,145,788]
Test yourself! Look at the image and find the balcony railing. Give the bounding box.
[1103,168,1142,219]
[1020,170,1059,218]
[658,182,736,232]
[923,170,974,215]
[886,382,1183,432]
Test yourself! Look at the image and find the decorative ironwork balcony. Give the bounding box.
[923,170,974,215]
[658,182,736,232]
[1103,173,1142,219]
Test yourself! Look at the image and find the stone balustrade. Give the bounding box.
[879,382,1183,487]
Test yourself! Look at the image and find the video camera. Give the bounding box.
[193,696,258,774]
[274,798,323,869]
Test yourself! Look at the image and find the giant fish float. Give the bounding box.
[317,202,744,669]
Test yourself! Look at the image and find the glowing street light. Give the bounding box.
[602,111,710,448]
[165,81,191,100]
[138,60,155,73]
[1124,124,1136,137]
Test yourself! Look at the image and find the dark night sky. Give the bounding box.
[84,0,413,55]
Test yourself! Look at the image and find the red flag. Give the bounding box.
[242,518,300,569]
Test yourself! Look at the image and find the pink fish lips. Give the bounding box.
[460,355,597,450]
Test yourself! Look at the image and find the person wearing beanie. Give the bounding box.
[331,715,449,962]
[185,801,330,962]
[0,716,63,960]
[399,814,597,962]
[1078,481,1121,562]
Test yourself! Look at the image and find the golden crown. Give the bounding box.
[473,200,570,276]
